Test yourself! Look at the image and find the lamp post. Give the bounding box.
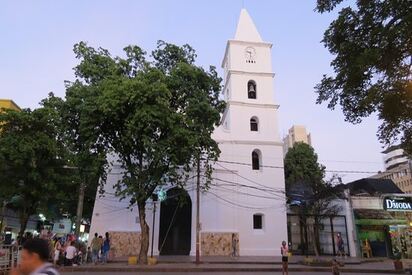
[150,194,158,258]
[196,157,201,265]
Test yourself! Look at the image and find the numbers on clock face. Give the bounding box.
[245,47,256,63]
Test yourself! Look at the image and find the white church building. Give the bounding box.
[89,9,287,257]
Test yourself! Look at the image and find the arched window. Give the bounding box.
[248,80,256,99]
[250,117,258,131]
[252,150,261,170]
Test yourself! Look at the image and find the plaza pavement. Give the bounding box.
[59,255,411,273]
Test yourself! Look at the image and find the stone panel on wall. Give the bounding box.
[108,231,141,258]
[201,232,239,256]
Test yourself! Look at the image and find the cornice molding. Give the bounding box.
[228,101,279,110]
[215,139,283,147]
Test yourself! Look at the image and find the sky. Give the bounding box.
[0,0,385,182]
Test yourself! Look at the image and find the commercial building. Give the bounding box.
[0,99,21,112]
[371,146,412,193]
[344,178,412,258]
[283,125,311,156]
[382,145,409,170]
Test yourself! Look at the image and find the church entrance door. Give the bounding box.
[158,188,192,255]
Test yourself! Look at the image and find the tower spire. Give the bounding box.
[234,9,263,42]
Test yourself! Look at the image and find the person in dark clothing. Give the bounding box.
[10,238,60,275]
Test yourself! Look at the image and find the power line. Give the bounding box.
[215,159,383,175]
[208,177,286,200]
[207,191,284,210]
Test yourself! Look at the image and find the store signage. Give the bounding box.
[383,197,412,211]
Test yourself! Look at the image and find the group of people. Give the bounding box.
[90,232,111,265]
[52,232,110,266]
[52,238,82,266]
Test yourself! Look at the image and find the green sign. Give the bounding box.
[157,188,166,202]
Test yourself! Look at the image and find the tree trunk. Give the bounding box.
[0,201,6,234]
[18,211,30,240]
[138,200,149,265]
[312,221,320,257]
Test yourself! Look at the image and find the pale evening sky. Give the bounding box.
[0,0,384,182]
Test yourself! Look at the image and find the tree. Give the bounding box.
[0,108,69,238]
[285,142,341,256]
[315,0,412,154]
[41,91,108,233]
[71,41,224,264]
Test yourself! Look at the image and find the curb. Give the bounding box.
[60,266,405,273]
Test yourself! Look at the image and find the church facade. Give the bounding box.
[89,9,287,257]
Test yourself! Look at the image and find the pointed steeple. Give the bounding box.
[234,9,263,42]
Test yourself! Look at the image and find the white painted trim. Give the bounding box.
[215,139,283,146]
[229,70,275,77]
[228,101,279,110]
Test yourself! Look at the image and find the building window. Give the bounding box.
[253,214,263,229]
[250,117,258,131]
[248,80,256,99]
[252,150,261,170]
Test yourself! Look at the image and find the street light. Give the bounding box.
[38,214,46,222]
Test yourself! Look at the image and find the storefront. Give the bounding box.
[352,196,412,258]
[287,214,350,256]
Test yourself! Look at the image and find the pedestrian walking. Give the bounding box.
[64,241,77,266]
[86,247,92,263]
[336,233,345,257]
[90,233,101,264]
[53,238,62,266]
[231,233,238,258]
[10,238,60,275]
[98,235,103,262]
[101,232,110,264]
[281,240,289,275]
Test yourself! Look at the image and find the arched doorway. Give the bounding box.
[158,188,192,255]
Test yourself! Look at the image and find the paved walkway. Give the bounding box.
[59,256,410,273]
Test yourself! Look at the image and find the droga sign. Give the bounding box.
[383,197,412,211]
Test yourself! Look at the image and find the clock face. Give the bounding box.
[245,47,256,60]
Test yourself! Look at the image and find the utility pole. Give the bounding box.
[196,157,201,265]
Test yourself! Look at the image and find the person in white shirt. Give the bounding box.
[64,241,77,266]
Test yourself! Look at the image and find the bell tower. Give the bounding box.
[210,9,287,256]
[220,8,280,143]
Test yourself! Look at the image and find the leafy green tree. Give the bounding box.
[41,91,108,233]
[315,0,412,154]
[285,142,340,256]
[71,41,224,264]
[0,108,69,237]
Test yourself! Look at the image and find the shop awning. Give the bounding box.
[354,209,408,225]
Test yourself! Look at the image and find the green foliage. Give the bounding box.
[70,40,225,263]
[284,142,325,188]
[0,108,69,235]
[284,142,341,256]
[41,91,108,222]
[315,0,412,155]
